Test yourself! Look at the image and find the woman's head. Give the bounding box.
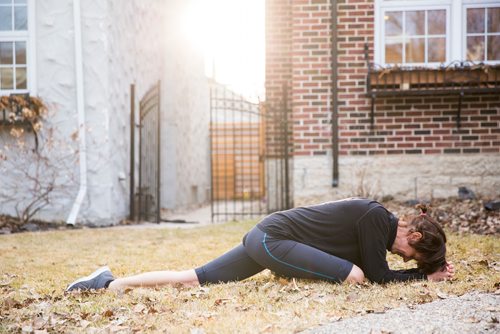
[405,204,447,274]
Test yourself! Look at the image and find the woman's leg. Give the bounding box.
[108,269,199,291]
[67,242,265,292]
[193,243,265,285]
[243,227,364,284]
[108,243,265,290]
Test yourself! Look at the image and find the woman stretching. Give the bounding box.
[66,198,455,291]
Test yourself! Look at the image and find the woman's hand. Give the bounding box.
[427,261,455,282]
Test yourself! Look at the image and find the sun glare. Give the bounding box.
[180,0,265,100]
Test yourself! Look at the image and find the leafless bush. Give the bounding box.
[0,123,78,225]
[349,167,381,199]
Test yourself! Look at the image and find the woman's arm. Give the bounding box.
[358,208,427,283]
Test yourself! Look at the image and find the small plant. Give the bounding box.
[0,95,47,124]
[350,167,381,199]
[1,95,48,150]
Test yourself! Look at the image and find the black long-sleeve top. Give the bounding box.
[257,198,426,283]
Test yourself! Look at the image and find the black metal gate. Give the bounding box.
[210,85,292,222]
[134,81,161,223]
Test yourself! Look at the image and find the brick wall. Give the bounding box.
[335,0,500,156]
[265,0,292,156]
[291,0,332,156]
[266,0,500,157]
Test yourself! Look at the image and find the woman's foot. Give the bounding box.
[66,266,115,291]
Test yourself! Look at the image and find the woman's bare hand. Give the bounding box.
[427,261,455,282]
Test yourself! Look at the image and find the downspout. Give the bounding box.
[330,0,339,187]
[67,0,87,225]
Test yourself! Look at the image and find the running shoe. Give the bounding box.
[66,266,114,291]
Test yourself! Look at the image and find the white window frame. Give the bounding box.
[0,0,36,95]
[375,0,500,67]
[462,1,500,64]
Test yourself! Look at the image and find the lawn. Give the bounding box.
[0,220,499,333]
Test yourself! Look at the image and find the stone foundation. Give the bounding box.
[293,154,500,206]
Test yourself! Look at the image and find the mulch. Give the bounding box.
[385,198,500,235]
[1,197,499,235]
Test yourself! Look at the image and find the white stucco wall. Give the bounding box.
[293,154,500,206]
[161,0,210,212]
[75,0,166,225]
[1,0,210,225]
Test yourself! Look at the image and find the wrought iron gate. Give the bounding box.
[136,81,161,223]
[210,86,292,222]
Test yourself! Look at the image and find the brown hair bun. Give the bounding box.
[415,203,428,215]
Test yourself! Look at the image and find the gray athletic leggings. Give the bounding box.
[194,226,353,285]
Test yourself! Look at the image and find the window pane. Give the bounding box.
[428,10,446,35]
[487,35,500,61]
[15,66,26,89]
[467,36,485,61]
[405,38,425,63]
[385,40,402,63]
[406,11,425,36]
[0,42,13,64]
[0,0,11,5]
[0,68,14,89]
[15,0,27,4]
[488,7,500,33]
[15,41,26,64]
[14,5,27,30]
[385,11,402,36]
[467,8,485,34]
[0,6,12,31]
[428,37,445,62]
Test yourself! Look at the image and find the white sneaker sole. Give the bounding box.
[66,266,110,291]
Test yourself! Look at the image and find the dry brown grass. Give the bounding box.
[0,221,499,333]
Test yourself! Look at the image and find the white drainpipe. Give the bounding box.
[67,0,87,225]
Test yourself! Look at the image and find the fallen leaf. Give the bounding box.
[214,298,230,306]
[436,290,456,299]
[133,303,146,313]
[278,278,289,286]
[478,260,489,267]
[489,262,500,272]
[79,320,91,329]
[234,304,250,312]
[346,292,359,302]
[0,278,14,286]
[21,325,33,334]
[103,309,114,318]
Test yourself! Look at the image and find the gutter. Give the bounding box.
[67,0,87,225]
[330,0,339,187]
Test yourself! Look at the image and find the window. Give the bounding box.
[465,6,500,62]
[0,0,33,94]
[384,9,447,64]
[375,0,500,66]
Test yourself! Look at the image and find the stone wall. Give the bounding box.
[293,154,500,206]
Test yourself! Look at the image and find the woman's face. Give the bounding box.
[392,221,422,262]
[393,240,419,262]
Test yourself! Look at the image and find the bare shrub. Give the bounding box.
[0,121,78,225]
